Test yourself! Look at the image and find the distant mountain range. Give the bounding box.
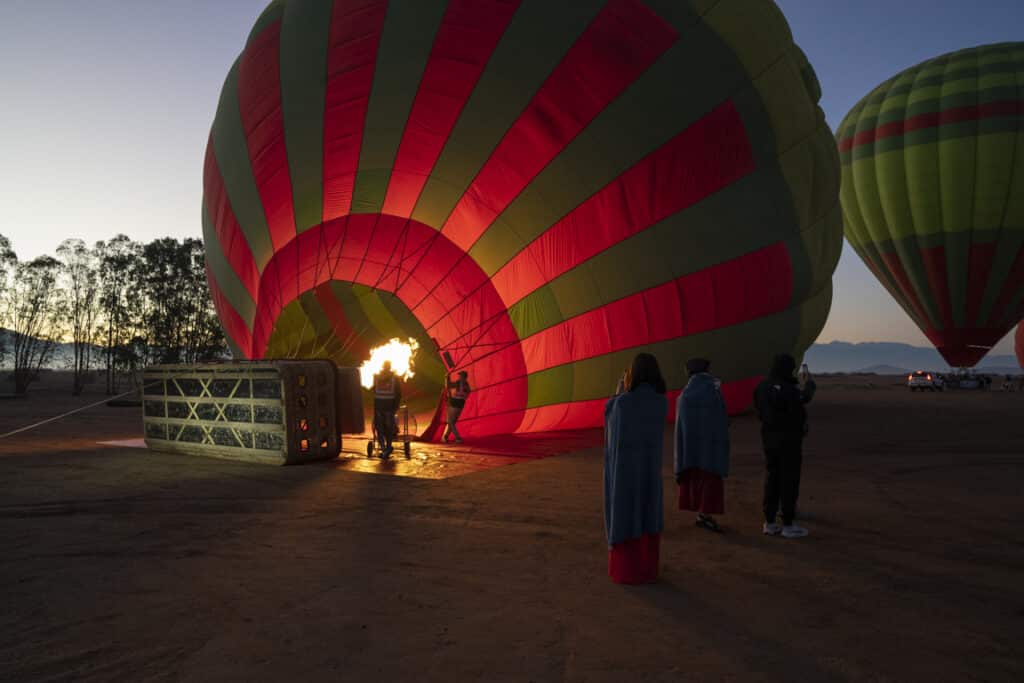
[2,329,1020,375]
[804,341,1021,375]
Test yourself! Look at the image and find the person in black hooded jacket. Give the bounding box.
[753,354,815,539]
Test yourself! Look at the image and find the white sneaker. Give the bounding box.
[782,524,808,539]
[763,522,782,536]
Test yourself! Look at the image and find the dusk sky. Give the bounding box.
[0,1,1020,353]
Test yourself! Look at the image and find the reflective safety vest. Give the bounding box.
[374,374,397,399]
[450,380,469,400]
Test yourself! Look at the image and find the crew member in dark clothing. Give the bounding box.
[444,370,470,444]
[373,361,402,457]
[753,354,816,539]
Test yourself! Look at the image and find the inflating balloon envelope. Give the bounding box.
[202,0,842,437]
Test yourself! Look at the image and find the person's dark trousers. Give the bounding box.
[762,438,803,525]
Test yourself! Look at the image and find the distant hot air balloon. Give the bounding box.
[837,43,1024,368]
[203,0,841,438]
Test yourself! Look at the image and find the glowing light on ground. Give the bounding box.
[360,338,419,389]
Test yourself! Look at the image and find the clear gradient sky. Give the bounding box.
[0,1,1020,352]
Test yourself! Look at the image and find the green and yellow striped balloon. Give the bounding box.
[837,42,1024,367]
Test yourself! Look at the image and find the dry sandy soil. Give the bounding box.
[1,372,1022,682]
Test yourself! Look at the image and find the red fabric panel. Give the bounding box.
[381,0,521,218]
[440,0,679,251]
[237,20,296,251]
[985,244,1023,326]
[490,101,756,308]
[322,1,388,222]
[717,376,762,416]
[920,245,954,331]
[608,533,660,584]
[965,242,996,327]
[926,328,1004,367]
[838,100,1024,152]
[203,139,260,299]
[879,250,932,329]
[491,244,788,377]
[206,266,252,357]
[328,214,377,282]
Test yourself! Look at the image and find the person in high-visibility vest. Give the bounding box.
[373,361,402,456]
[443,370,471,444]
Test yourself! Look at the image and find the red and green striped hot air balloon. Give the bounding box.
[837,43,1024,368]
[202,0,841,438]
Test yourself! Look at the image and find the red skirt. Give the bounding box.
[678,469,725,514]
[608,533,660,584]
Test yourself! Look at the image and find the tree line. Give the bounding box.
[0,234,226,396]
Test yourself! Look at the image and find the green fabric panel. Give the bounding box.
[701,0,792,85]
[525,303,803,408]
[328,281,384,348]
[840,164,873,251]
[505,170,800,340]
[248,1,285,45]
[850,145,898,246]
[778,118,838,235]
[872,147,917,242]
[411,0,606,229]
[224,335,244,360]
[793,282,833,358]
[902,141,943,244]
[201,205,256,328]
[998,121,1024,230]
[938,136,978,248]
[351,0,447,215]
[297,290,350,360]
[211,60,274,272]
[353,285,406,341]
[279,0,332,234]
[730,80,784,175]
[526,363,573,409]
[972,131,1017,238]
[641,0,702,27]
[508,286,561,341]
[750,54,817,156]
[265,299,321,359]
[469,16,749,275]
[786,203,844,304]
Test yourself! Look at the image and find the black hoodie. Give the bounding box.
[752,354,816,446]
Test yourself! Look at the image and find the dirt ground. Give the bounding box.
[1,372,1022,682]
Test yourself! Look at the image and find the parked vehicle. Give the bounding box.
[907,370,943,392]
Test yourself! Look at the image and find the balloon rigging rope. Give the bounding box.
[0,381,161,441]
